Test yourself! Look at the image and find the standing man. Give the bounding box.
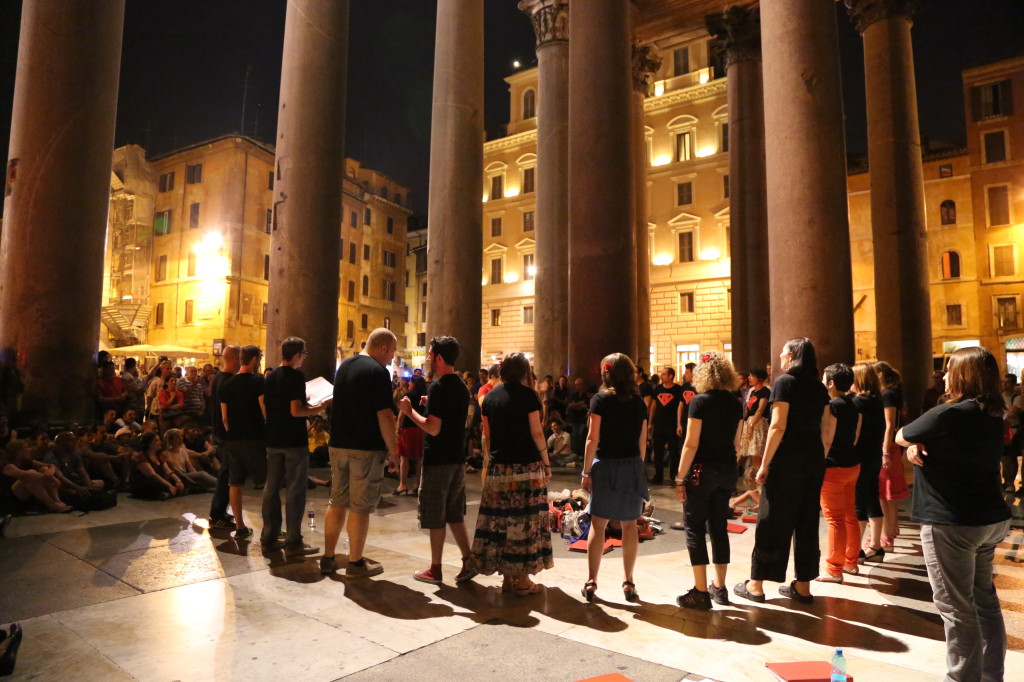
[261,337,328,556]
[321,328,399,578]
[219,345,266,539]
[649,366,684,485]
[207,345,239,529]
[1001,373,1023,494]
[566,378,591,462]
[398,336,475,584]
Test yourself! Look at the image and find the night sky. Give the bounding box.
[1,1,1023,215]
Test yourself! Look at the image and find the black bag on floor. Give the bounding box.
[75,489,118,512]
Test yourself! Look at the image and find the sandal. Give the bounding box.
[778,580,814,604]
[581,580,597,602]
[732,580,766,603]
[513,581,542,597]
[622,580,639,602]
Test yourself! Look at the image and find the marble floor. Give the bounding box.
[1,468,1023,682]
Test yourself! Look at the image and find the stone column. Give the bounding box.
[568,0,636,387]
[426,0,484,369]
[0,1,124,423]
[846,0,930,417]
[520,0,569,378]
[266,0,348,381]
[632,43,661,369]
[760,0,854,372]
[707,6,770,374]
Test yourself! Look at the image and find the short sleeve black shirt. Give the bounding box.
[566,390,590,425]
[482,382,543,464]
[882,387,904,428]
[745,387,771,419]
[650,384,683,432]
[901,400,1010,526]
[329,355,394,451]
[219,372,265,442]
[590,391,647,460]
[770,373,829,467]
[688,390,743,468]
[424,373,470,465]
[209,371,234,439]
[852,394,885,464]
[264,365,308,448]
[825,394,860,468]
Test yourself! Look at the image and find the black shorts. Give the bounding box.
[226,440,267,487]
[417,463,466,529]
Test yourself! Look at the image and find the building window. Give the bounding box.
[988,185,1010,226]
[362,275,369,296]
[158,172,175,192]
[678,230,695,263]
[387,216,394,234]
[719,122,729,153]
[155,255,168,282]
[154,302,165,326]
[676,182,693,206]
[674,131,692,162]
[523,89,536,119]
[491,174,504,200]
[723,174,730,199]
[380,186,388,200]
[523,253,535,281]
[939,164,953,178]
[941,250,961,279]
[267,171,274,190]
[187,251,197,277]
[364,208,371,225]
[363,244,371,260]
[189,202,200,229]
[263,254,270,280]
[523,211,534,232]
[265,208,273,234]
[490,257,503,285]
[984,130,1007,164]
[522,167,535,194]
[395,193,403,206]
[346,320,355,339]
[970,79,1012,120]
[416,332,426,346]
[347,280,355,302]
[349,243,357,264]
[350,210,357,227]
[523,306,535,324]
[679,291,695,314]
[262,303,268,325]
[184,299,194,324]
[673,46,689,75]
[940,200,956,225]
[491,217,502,237]
[422,281,427,296]
[997,296,1019,330]
[726,288,732,311]
[383,250,396,268]
[383,280,396,301]
[383,316,391,330]
[421,301,427,321]
[360,313,368,330]
[491,309,501,326]
[992,245,1015,277]
[945,303,963,327]
[185,163,203,184]
[154,210,172,236]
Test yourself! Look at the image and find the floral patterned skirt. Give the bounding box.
[470,461,553,577]
[739,418,768,460]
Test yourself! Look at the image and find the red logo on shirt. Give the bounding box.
[656,393,675,407]
[683,390,696,404]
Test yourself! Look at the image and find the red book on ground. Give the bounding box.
[765,661,854,681]
[742,515,758,523]
[568,539,616,553]
[726,522,748,533]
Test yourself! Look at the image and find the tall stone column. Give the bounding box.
[760,0,854,372]
[632,43,661,370]
[707,6,770,374]
[846,0,930,417]
[426,0,484,369]
[568,0,636,386]
[266,0,348,381]
[0,1,124,423]
[520,0,569,378]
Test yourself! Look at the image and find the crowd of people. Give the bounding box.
[0,330,1018,682]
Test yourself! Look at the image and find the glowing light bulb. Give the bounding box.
[700,247,721,261]
[652,253,673,266]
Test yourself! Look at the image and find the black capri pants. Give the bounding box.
[855,453,883,521]
[683,463,734,566]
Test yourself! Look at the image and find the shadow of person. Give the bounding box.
[740,599,912,652]
[214,537,252,556]
[265,554,324,584]
[339,578,458,621]
[813,595,944,636]
[433,582,625,632]
[599,598,773,645]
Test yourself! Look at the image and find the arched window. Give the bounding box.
[362,275,369,296]
[523,89,536,119]
[941,250,961,279]
[940,199,956,225]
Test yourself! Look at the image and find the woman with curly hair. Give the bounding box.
[580,353,649,603]
[874,360,909,547]
[674,351,744,610]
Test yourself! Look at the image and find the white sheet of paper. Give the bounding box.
[305,376,333,407]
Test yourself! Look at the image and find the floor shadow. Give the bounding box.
[599,598,773,645]
[214,537,253,556]
[339,578,458,621]
[265,553,324,584]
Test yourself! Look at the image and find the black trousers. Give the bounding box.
[855,454,883,521]
[651,429,680,482]
[751,465,824,583]
[1002,431,1021,489]
[684,464,733,566]
[208,441,231,520]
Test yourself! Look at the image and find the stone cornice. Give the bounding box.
[518,0,569,47]
[705,5,761,68]
[844,0,919,33]
[644,80,727,114]
[632,43,663,95]
[483,129,538,154]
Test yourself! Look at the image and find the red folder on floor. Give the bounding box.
[742,515,758,523]
[766,661,854,681]
[575,674,633,682]
[726,522,747,533]
[568,538,616,553]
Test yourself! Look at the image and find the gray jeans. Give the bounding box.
[261,446,310,548]
[921,519,1011,682]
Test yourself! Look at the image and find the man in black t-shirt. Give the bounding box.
[207,345,238,529]
[260,337,330,557]
[398,335,474,585]
[649,366,685,484]
[321,328,399,578]
[566,378,591,461]
[219,345,266,539]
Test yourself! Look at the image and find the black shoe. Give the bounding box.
[320,555,338,575]
[0,622,23,676]
[861,547,885,563]
[676,587,712,611]
[708,583,730,606]
[778,580,814,604]
[733,580,766,603]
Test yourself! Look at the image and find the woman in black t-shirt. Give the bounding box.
[673,351,744,610]
[395,376,427,495]
[734,367,771,508]
[734,338,834,605]
[470,353,553,595]
[874,361,909,548]
[896,346,1011,682]
[851,363,886,562]
[580,353,649,603]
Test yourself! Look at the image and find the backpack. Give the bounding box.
[75,489,118,512]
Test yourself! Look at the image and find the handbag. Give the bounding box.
[75,489,118,512]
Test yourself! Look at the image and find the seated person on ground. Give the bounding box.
[114,408,143,435]
[129,432,185,500]
[547,420,574,466]
[80,425,130,490]
[161,428,217,493]
[181,423,219,473]
[101,409,120,435]
[0,439,72,513]
[307,416,330,467]
[43,432,104,502]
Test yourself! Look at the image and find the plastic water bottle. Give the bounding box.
[307,502,316,531]
[560,513,572,542]
[830,648,847,682]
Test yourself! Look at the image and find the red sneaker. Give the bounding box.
[414,566,443,584]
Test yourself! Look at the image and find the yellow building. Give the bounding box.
[102,135,411,362]
[403,224,428,369]
[480,49,1024,376]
